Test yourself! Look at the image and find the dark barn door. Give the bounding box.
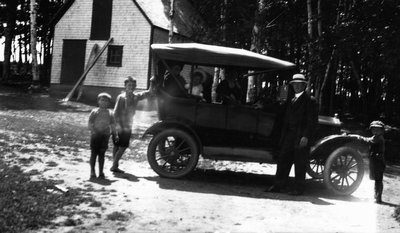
[60,40,86,85]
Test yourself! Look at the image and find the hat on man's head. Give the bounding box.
[124,76,137,85]
[97,92,112,101]
[369,120,385,129]
[289,74,308,84]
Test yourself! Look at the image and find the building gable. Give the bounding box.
[51,0,153,90]
[134,0,207,41]
[50,0,207,42]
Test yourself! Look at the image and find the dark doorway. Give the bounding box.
[60,40,86,85]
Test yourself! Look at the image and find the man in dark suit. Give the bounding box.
[266,74,318,195]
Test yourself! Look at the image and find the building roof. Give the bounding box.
[134,0,207,40]
[49,0,207,41]
[47,0,75,28]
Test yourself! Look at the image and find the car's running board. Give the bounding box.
[202,146,277,164]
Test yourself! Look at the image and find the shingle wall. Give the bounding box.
[51,0,153,90]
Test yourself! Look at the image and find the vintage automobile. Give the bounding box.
[144,43,365,195]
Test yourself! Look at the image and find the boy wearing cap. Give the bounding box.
[267,73,318,195]
[353,121,386,203]
[88,92,116,179]
[111,76,152,173]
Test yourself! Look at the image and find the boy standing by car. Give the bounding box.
[354,120,386,203]
[88,93,116,179]
[111,76,152,173]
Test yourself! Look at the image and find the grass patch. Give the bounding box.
[89,200,102,207]
[106,211,130,221]
[0,160,92,233]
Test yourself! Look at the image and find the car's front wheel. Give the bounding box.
[147,129,199,178]
[323,146,364,195]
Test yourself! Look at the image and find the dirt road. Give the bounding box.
[1,89,399,232]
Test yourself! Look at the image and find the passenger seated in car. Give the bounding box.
[216,70,243,105]
[185,69,207,101]
[162,61,188,98]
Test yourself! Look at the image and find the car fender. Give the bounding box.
[310,134,367,160]
[143,119,203,153]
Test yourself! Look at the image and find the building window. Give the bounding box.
[107,45,123,67]
[90,0,112,40]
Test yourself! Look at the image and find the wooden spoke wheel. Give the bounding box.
[306,157,325,179]
[323,146,364,195]
[147,129,199,178]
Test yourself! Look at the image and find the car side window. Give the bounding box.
[254,81,288,112]
[277,84,289,103]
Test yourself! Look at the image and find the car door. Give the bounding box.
[195,102,229,146]
[226,105,258,147]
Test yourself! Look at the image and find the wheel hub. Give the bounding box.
[166,148,179,160]
[338,168,348,177]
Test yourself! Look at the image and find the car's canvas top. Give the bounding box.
[151,43,296,70]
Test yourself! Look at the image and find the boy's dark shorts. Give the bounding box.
[369,156,386,181]
[113,129,132,148]
[90,133,110,152]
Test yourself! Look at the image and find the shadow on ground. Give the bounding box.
[0,90,92,112]
[112,172,140,182]
[385,164,400,177]
[88,178,117,186]
[143,169,369,205]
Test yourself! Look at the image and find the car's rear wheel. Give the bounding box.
[306,157,325,179]
[147,129,199,178]
[323,146,364,195]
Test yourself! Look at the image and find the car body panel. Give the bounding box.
[148,43,351,164]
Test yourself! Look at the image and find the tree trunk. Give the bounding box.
[42,28,54,86]
[317,0,322,37]
[1,0,18,82]
[24,33,30,74]
[30,0,40,89]
[41,0,53,86]
[212,0,228,102]
[318,49,336,112]
[314,0,324,107]
[168,0,175,43]
[349,56,368,122]
[18,35,23,72]
[385,64,399,122]
[212,67,220,102]
[306,0,315,89]
[307,0,313,38]
[247,0,267,103]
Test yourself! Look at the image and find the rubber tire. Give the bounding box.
[323,146,364,195]
[147,129,199,178]
[306,157,325,179]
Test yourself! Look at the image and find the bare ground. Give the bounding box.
[0,87,399,233]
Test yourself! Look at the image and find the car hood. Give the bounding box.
[318,115,342,127]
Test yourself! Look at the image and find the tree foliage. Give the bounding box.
[1,0,400,125]
[0,0,64,84]
[191,0,400,125]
